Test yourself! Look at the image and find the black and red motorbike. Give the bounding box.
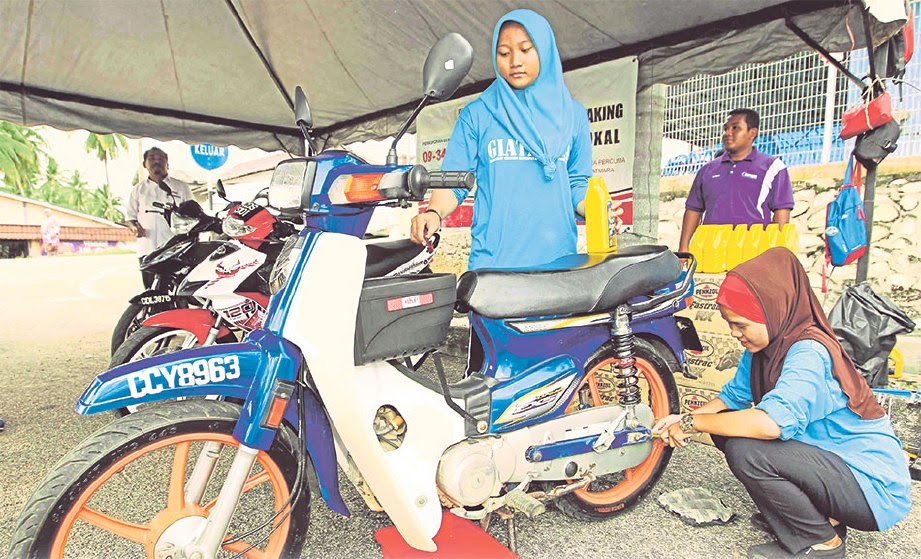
[110,194,225,354]
[111,197,439,415]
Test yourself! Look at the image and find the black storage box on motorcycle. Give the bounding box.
[354,273,457,365]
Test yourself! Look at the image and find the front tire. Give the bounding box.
[554,336,680,520]
[8,400,309,559]
[110,302,150,355]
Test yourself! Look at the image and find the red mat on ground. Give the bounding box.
[375,510,519,559]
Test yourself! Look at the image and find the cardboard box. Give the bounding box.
[680,331,742,392]
[675,331,744,446]
[674,384,720,446]
[677,272,731,336]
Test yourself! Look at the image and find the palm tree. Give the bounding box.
[91,182,125,222]
[84,132,128,187]
[66,171,93,214]
[37,159,70,206]
[0,121,44,196]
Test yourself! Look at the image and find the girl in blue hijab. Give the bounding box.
[410,9,621,270]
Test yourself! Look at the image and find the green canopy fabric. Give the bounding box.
[0,0,906,154]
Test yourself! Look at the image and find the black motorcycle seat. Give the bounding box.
[455,245,680,319]
[364,237,433,278]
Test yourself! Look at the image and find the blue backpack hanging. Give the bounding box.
[823,157,868,291]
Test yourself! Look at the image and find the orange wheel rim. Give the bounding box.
[49,432,292,559]
[572,355,669,505]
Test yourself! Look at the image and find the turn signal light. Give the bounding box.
[261,380,295,429]
[328,171,408,204]
[328,173,385,204]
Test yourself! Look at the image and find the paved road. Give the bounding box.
[0,253,919,558]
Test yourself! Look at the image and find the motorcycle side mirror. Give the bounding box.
[294,86,318,155]
[422,32,474,101]
[215,179,228,200]
[386,33,473,165]
[294,86,313,130]
[157,180,173,196]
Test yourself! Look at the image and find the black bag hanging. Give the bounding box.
[853,120,901,168]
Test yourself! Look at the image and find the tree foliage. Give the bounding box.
[0,121,44,196]
[2,122,129,223]
[85,132,128,186]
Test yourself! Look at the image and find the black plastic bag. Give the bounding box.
[828,282,916,387]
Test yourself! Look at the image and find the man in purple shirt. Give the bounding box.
[678,109,795,253]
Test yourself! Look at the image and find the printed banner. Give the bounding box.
[415,56,639,226]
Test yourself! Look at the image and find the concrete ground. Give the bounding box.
[0,253,919,558]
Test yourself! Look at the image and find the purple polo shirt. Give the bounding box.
[685,148,794,225]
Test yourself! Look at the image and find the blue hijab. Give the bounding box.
[480,9,576,181]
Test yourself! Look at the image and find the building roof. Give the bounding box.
[0,224,133,242]
[0,191,127,227]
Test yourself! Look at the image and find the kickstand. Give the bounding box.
[506,515,517,554]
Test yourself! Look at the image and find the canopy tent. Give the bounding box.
[0,0,907,155]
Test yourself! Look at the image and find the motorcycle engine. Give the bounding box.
[436,439,505,507]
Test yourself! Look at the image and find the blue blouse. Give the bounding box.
[718,339,912,530]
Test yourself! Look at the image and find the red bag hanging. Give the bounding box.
[904,11,914,63]
[840,89,893,140]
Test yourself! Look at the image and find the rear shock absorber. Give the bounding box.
[611,305,640,406]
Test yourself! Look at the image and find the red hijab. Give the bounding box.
[716,247,884,419]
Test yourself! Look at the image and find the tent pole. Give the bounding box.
[855,164,877,283]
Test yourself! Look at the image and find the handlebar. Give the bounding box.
[406,165,474,199]
[326,165,475,205]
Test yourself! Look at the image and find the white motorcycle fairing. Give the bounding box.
[184,240,268,317]
[282,232,466,552]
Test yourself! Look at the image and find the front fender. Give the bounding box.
[141,308,234,344]
[77,341,263,414]
[77,331,350,517]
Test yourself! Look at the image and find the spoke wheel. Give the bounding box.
[555,337,680,520]
[9,400,309,559]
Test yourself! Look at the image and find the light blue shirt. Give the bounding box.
[443,98,591,270]
[718,339,912,531]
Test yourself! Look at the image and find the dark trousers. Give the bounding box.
[711,435,878,553]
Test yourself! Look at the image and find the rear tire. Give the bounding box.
[8,400,309,559]
[554,336,680,520]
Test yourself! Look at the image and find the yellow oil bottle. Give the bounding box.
[726,224,749,270]
[585,176,618,254]
[743,224,766,263]
[690,224,733,273]
[779,223,799,252]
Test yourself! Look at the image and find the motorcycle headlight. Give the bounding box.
[223,215,257,238]
[171,213,200,235]
[269,235,302,295]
